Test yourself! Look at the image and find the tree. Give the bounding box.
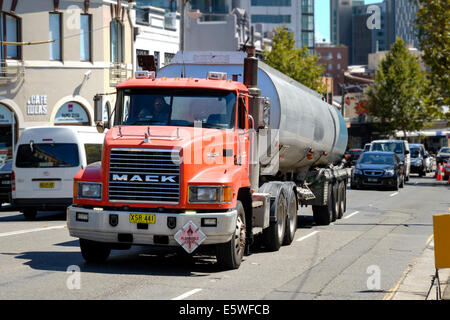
[415,0,450,112]
[262,27,326,94]
[366,38,431,138]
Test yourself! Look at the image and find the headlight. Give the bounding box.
[384,169,395,177]
[188,185,232,203]
[77,182,102,200]
[353,169,362,175]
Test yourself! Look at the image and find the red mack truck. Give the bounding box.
[67,51,349,270]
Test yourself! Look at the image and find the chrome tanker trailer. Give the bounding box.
[159,51,349,248]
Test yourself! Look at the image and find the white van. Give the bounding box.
[12,126,105,220]
[370,139,411,181]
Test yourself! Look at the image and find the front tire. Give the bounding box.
[216,200,246,270]
[23,209,37,221]
[79,238,111,263]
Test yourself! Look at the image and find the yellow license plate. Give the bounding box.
[39,182,55,189]
[129,213,156,224]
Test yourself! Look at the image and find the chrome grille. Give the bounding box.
[108,148,180,203]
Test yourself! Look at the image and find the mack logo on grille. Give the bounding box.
[111,174,178,183]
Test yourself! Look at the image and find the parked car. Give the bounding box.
[409,144,430,176]
[344,149,364,167]
[351,151,404,191]
[370,140,410,181]
[0,159,12,206]
[12,126,105,220]
[436,147,450,165]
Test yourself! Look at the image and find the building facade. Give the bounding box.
[0,0,133,160]
[189,0,314,50]
[133,2,180,72]
[316,44,349,95]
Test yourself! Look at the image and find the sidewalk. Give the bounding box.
[389,238,450,300]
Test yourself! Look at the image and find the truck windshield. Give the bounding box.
[115,88,237,129]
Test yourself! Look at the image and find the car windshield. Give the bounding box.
[0,160,12,171]
[371,142,403,154]
[359,153,395,165]
[347,150,362,155]
[115,88,237,129]
[440,148,450,153]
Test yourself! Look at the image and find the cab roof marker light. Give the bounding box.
[207,72,227,80]
[135,71,155,79]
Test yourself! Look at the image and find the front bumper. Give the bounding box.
[352,174,398,187]
[67,206,237,246]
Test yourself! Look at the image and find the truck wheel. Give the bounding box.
[313,184,333,226]
[331,182,338,222]
[263,190,287,251]
[23,209,37,221]
[216,200,246,270]
[79,238,111,263]
[337,181,346,219]
[283,189,297,246]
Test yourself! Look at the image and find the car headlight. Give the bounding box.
[77,182,102,200]
[353,169,362,175]
[384,169,395,177]
[188,185,232,203]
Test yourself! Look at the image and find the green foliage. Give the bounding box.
[262,26,326,94]
[366,38,431,137]
[415,0,450,115]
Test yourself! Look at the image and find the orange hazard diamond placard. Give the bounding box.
[174,221,206,254]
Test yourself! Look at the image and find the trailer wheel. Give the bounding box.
[216,200,246,270]
[337,181,345,219]
[283,189,298,246]
[79,238,111,263]
[263,190,287,251]
[313,184,333,226]
[331,182,338,222]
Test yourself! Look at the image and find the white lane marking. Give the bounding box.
[296,231,319,242]
[0,225,66,238]
[171,288,203,300]
[344,211,360,219]
[390,192,399,197]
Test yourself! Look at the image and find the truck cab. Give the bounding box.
[67,72,253,269]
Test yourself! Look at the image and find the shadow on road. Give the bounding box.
[0,210,66,222]
[10,243,232,277]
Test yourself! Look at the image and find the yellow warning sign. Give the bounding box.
[433,214,450,269]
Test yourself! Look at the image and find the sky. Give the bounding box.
[315,0,382,43]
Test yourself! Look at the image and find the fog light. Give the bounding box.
[201,218,217,227]
[76,212,89,222]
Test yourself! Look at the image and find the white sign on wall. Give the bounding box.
[27,95,48,115]
[54,102,89,124]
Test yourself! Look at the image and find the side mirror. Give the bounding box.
[96,121,105,133]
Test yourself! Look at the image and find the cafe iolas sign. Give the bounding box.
[27,95,48,115]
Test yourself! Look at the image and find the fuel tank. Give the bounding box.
[158,51,348,171]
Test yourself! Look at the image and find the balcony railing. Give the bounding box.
[0,60,25,85]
